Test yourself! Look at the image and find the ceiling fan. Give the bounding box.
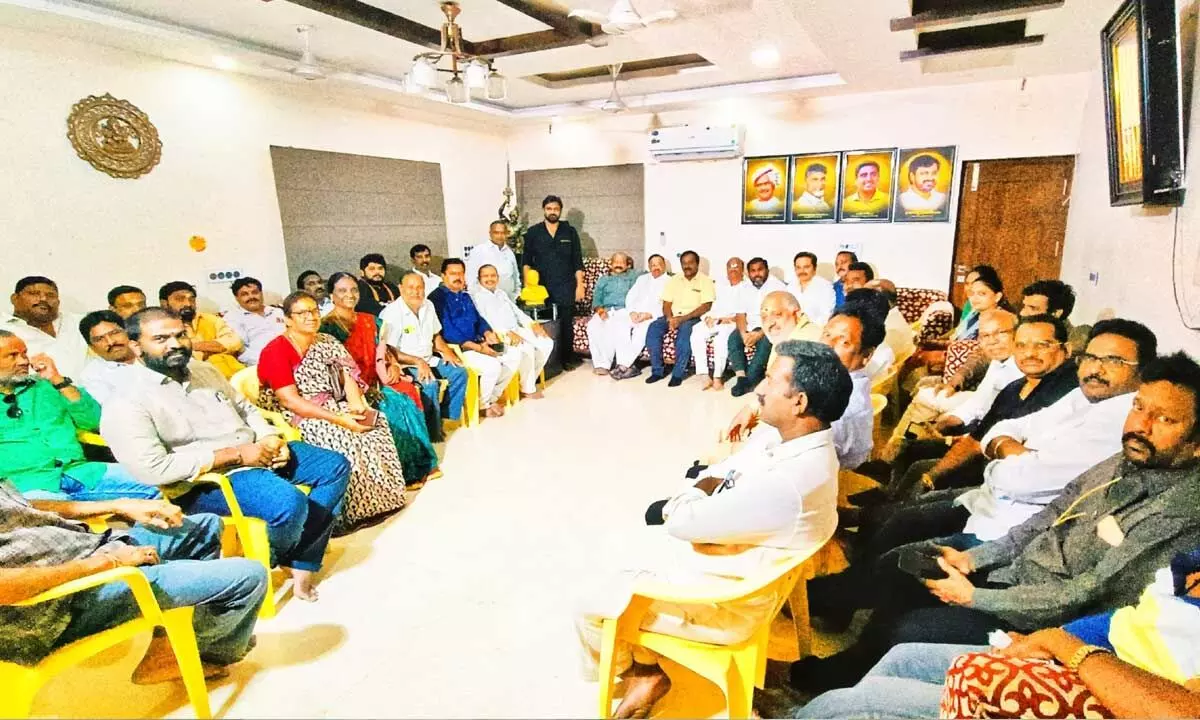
[598,63,627,113]
[289,25,326,81]
[569,0,678,35]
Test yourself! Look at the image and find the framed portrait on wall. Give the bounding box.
[1101,0,1144,206]
[893,146,957,222]
[787,152,841,223]
[742,156,789,223]
[838,149,896,222]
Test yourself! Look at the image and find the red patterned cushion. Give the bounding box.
[919,310,955,344]
[943,339,981,379]
[576,257,609,316]
[897,287,949,324]
[573,315,590,356]
[940,652,1113,719]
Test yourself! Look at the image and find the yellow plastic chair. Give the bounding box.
[229,367,301,442]
[596,552,815,719]
[446,344,480,427]
[0,567,212,719]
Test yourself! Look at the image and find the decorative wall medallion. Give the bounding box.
[66,93,162,179]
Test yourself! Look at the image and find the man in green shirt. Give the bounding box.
[586,253,641,375]
[0,329,158,500]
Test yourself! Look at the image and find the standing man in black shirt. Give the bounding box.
[522,195,585,370]
[355,253,400,316]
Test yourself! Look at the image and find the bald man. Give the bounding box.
[731,290,822,396]
[691,257,753,391]
[586,253,641,375]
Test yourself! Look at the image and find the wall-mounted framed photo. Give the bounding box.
[838,149,896,223]
[787,152,841,223]
[893,146,957,222]
[1101,0,1144,206]
[742,156,789,224]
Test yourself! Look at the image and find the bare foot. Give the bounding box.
[131,636,230,685]
[285,567,319,602]
[700,377,714,391]
[712,378,725,391]
[522,390,545,399]
[484,404,504,418]
[594,367,610,376]
[613,663,671,719]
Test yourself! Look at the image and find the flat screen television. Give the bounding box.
[1101,0,1187,206]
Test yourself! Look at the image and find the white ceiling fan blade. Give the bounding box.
[568,8,609,22]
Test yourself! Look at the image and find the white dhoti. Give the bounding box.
[616,318,653,368]
[689,322,738,378]
[586,311,627,370]
[462,349,520,408]
[507,327,554,393]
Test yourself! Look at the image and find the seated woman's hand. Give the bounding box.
[334,412,373,433]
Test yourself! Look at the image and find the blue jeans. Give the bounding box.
[56,514,267,665]
[23,463,163,502]
[407,363,468,422]
[793,643,984,718]
[645,316,700,379]
[173,442,350,572]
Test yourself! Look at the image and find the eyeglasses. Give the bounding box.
[289,309,320,319]
[3,394,22,419]
[1015,340,1063,353]
[1078,352,1138,370]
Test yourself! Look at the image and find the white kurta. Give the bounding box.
[2,313,89,379]
[590,273,669,369]
[787,275,837,325]
[471,286,553,394]
[691,281,754,378]
[466,242,521,300]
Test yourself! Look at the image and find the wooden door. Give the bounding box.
[949,156,1075,309]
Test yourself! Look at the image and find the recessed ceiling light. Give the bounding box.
[213,55,236,70]
[750,46,780,68]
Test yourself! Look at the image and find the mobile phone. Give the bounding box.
[489,342,506,353]
[357,408,380,427]
[898,547,949,580]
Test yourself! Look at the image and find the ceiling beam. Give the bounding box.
[282,0,446,50]
[471,29,595,58]
[489,0,600,38]
[890,0,1064,33]
[898,34,1044,61]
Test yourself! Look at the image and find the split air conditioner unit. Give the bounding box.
[647,124,744,162]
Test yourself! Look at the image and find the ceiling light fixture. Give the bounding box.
[213,55,236,70]
[750,45,780,68]
[403,2,507,104]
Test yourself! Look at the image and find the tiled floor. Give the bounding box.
[36,367,839,719]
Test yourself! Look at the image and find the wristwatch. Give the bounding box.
[1066,644,1111,672]
[52,377,74,390]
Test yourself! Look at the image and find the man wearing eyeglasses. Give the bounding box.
[0,329,160,502]
[791,347,1200,695]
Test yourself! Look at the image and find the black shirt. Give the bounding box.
[969,359,1079,440]
[355,277,399,316]
[522,220,583,304]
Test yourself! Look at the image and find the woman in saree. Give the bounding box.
[319,272,440,482]
[257,290,408,532]
[903,265,1009,381]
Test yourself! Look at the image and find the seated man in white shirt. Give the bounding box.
[77,310,137,405]
[576,340,850,718]
[3,276,89,379]
[789,252,837,326]
[224,277,286,366]
[470,264,553,399]
[610,254,671,381]
[691,257,751,392]
[466,221,521,300]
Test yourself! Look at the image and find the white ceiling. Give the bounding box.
[0,0,1118,120]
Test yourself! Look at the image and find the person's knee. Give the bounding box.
[217,557,270,602]
[178,513,225,557]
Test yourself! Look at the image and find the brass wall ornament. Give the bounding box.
[66,93,162,179]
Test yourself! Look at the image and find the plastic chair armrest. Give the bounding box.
[13,566,160,620]
[191,473,245,521]
[447,343,466,363]
[259,410,301,442]
[76,430,108,447]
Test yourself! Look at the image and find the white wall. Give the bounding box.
[508,74,1093,290]
[1060,67,1200,354]
[0,26,508,316]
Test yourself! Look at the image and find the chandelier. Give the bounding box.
[404,1,507,103]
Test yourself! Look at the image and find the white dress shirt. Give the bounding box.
[864,343,896,380]
[884,306,916,359]
[662,427,839,578]
[947,356,1023,426]
[410,268,441,298]
[960,389,1135,541]
[742,276,787,330]
[466,242,521,300]
[223,306,286,365]
[470,286,535,333]
[788,275,837,325]
[833,369,874,470]
[379,299,441,363]
[625,273,671,318]
[708,280,753,321]
[2,313,89,379]
[78,358,137,405]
